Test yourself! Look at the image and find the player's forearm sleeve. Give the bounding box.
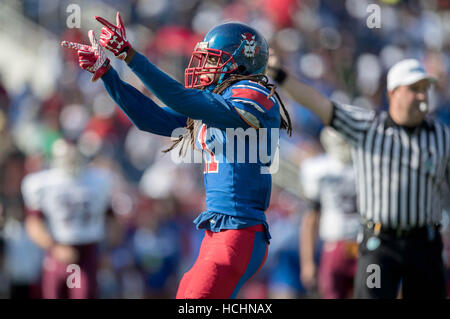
[127,52,243,127]
[101,67,187,136]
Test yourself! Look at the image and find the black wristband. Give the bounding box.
[273,67,287,85]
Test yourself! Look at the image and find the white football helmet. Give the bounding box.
[51,139,85,175]
[320,127,352,164]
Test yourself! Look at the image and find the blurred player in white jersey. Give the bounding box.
[21,139,114,298]
[299,127,359,299]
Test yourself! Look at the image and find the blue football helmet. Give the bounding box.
[185,22,269,89]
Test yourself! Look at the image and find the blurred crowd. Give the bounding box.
[0,0,450,299]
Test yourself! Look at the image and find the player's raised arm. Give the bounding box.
[61,30,188,136]
[101,67,188,135]
[95,14,291,133]
[95,13,239,126]
[267,55,333,125]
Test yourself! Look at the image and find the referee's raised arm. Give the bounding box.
[267,55,333,125]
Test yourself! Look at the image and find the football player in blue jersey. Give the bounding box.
[61,13,291,299]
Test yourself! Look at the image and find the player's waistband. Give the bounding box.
[239,224,265,232]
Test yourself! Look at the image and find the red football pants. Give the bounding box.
[42,243,98,299]
[318,241,358,299]
[176,224,268,299]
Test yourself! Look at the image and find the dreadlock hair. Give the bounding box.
[162,74,292,156]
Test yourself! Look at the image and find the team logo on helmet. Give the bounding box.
[241,33,260,58]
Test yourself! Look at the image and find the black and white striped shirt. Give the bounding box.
[331,102,450,230]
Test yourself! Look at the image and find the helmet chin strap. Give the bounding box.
[205,62,233,92]
[217,71,228,85]
[205,85,216,92]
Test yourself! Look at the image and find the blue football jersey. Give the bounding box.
[102,53,282,239]
[194,80,281,221]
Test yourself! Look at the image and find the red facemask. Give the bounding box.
[185,42,237,89]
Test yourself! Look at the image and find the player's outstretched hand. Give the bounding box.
[95,12,131,60]
[61,30,110,82]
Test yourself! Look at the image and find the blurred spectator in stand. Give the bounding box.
[1,149,43,298]
[261,188,306,299]
[134,160,187,298]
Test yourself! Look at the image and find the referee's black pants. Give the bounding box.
[354,224,447,299]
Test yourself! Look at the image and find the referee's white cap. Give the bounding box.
[387,59,437,91]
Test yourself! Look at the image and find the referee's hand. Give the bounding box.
[266,50,282,79]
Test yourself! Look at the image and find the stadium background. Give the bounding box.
[0,0,449,298]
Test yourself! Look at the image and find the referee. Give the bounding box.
[269,58,449,299]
